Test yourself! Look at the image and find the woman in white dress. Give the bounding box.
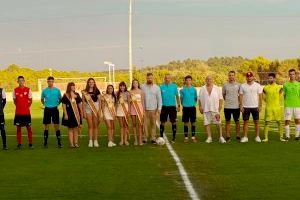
[116,82,130,146]
[101,85,117,147]
[129,79,145,145]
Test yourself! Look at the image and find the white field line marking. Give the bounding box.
[156,121,200,200]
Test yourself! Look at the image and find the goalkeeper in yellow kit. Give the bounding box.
[262,73,286,142]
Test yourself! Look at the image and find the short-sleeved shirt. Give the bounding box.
[283,81,300,108]
[223,82,240,109]
[239,82,262,108]
[263,83,282,108]
[199,85,223,113]
[180,86,197,107]
[160,83,178,106]
[41,87,62,108]
[13,87,32,115]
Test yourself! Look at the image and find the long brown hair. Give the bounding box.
[106,84,116,102]
[65,82,75,97]
[131,79,140,90]
[117,81,128,100]
[84,78,100,94]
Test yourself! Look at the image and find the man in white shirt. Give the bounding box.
[198,76,226,143]
[141,73,162,144]
[239,72,263,143]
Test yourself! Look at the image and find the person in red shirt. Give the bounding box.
[13,76,33,149]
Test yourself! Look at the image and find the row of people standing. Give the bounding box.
[0,69,298,150]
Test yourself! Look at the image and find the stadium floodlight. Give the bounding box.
[104,61,115,84]
[129,0,133,86]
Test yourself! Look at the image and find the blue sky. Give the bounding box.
[0,0,299,71]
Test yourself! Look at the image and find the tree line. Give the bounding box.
[1,56,299,91]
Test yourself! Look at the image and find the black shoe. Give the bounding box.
[29,144,34,150]
[3,146,8,150]
[236,136,241,140]
[226,137,231,142]
[296,137,299,141]
[44,143,48,148]
[16,144,22,150]
[143,140,147,144]
[151,140,157,145]
[58,143,63,148]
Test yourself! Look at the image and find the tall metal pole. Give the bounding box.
[112,65,115,87]
[129,0,133,85]
[109,65,111,83]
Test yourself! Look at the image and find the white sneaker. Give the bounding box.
[111,142,117,147]
[255,136,261,143]
[93,140,99,147]
[108,141,114,147]
[219,136,226,144]
[240,137,249,143]
[88,140,93,147]
[205,137,212,143]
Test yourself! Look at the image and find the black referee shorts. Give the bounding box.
[160,106,177,123]
[43,107,60,125]
[182,106,196,123]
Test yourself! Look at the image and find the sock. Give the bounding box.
[26,126,33,145]
[0,124,7,147]
[264,122,269,140]
[295,125,300,137]
[192,125,196,137]
[44,130,49,145]
[56,130,61,145]
[277,121,283,138]
[184,126,188,138]
[17,126,22,145]
[172,124,177,140]
[285,125,290,138]
[159,125,165,137]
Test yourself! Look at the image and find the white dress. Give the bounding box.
[103,95,115,120]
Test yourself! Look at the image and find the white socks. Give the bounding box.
[285,125,290,138]
[295,125,300,137]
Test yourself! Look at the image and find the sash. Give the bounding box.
[82,90,98,118]
[66,94,81,127]
[102,95,116,119]
[130,93,143,124]
[119,93,129,126]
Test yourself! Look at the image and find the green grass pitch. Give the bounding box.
[0,101,299,200]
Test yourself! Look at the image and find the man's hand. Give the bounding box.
[258,106,262,112]
[240,106,244,113]
[215,114,221,122]
[176,105,180,112]
[199,107,203,114]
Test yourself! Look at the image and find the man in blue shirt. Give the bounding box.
[41,76,62,148]
[160,74,180,142]
[180,75,198,143]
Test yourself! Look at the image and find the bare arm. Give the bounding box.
[78,102,83,119]
[62,103,68,120]
[239,94,244,113]
[258,93,263,112]
[176,94,180,112]
[219,99,223,113]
